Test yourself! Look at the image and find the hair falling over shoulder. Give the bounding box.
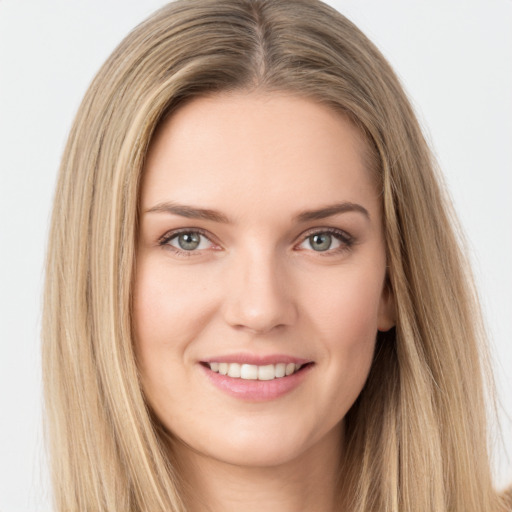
[42,0,511,510]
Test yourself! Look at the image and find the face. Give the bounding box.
[134,92,394,469]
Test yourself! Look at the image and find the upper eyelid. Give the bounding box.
[296,226,353,242]
[158,227,215,245]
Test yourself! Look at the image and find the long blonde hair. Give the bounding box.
[42,1,510,510]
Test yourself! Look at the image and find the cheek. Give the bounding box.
[300,264,385,403]
[132,257,214,399]
[304,262,386,341]
[133,257,214,350]
[132,257,220,430]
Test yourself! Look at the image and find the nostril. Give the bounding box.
[229,322,287,335]
[221,271,298,333]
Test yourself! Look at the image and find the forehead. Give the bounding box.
[141,91,380,221]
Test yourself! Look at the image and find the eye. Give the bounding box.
[306,233,337,252]
[296,229,353,253]
[159,230,215,253]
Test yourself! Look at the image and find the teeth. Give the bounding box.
[285,362,296,376]
[275,363,286,378]
[240,364,258,380]
[258,364,275,381]
[208,362,304,380]
[227,363,241,378]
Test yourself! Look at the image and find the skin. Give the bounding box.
[133,91,395,512]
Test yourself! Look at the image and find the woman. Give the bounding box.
[42,0,511,510]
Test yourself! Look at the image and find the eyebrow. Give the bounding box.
[144,200,370,223]
[294,202,370,222]
[144,201,231,223]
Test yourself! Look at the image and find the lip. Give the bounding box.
[201,353,311,366]
[198,354,314,402]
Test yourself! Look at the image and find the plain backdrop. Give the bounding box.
[1,1,511,510]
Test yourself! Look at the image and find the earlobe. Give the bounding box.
[377,284,396,332]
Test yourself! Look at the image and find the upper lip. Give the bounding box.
[200,353,312,365]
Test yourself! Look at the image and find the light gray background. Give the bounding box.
[1,1,511,510]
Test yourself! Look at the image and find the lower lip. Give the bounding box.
[199,364,313,402]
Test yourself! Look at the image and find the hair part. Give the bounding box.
[43,1,510,510]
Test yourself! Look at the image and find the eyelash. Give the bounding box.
[158,228,216,258]
[158,227,355,257]
[297,227,355,255]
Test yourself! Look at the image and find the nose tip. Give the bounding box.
[229,303,285,334]
[222,257,297,334]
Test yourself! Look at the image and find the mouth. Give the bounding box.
[200,361,313,381]
[198,357,315,401]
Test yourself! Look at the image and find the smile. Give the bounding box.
[207,362,303,380]
[200,357,314,401]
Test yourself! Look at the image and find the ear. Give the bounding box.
[377,281,395,332]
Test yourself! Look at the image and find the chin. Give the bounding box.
[172,417,342,470]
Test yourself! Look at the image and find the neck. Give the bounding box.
[172,425,344,512]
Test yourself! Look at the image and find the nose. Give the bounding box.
[222,248,298,334]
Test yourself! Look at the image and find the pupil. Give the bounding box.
[178,232,200,250]
[311,233,332,251]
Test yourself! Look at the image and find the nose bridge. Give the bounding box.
[222,242,296,333]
